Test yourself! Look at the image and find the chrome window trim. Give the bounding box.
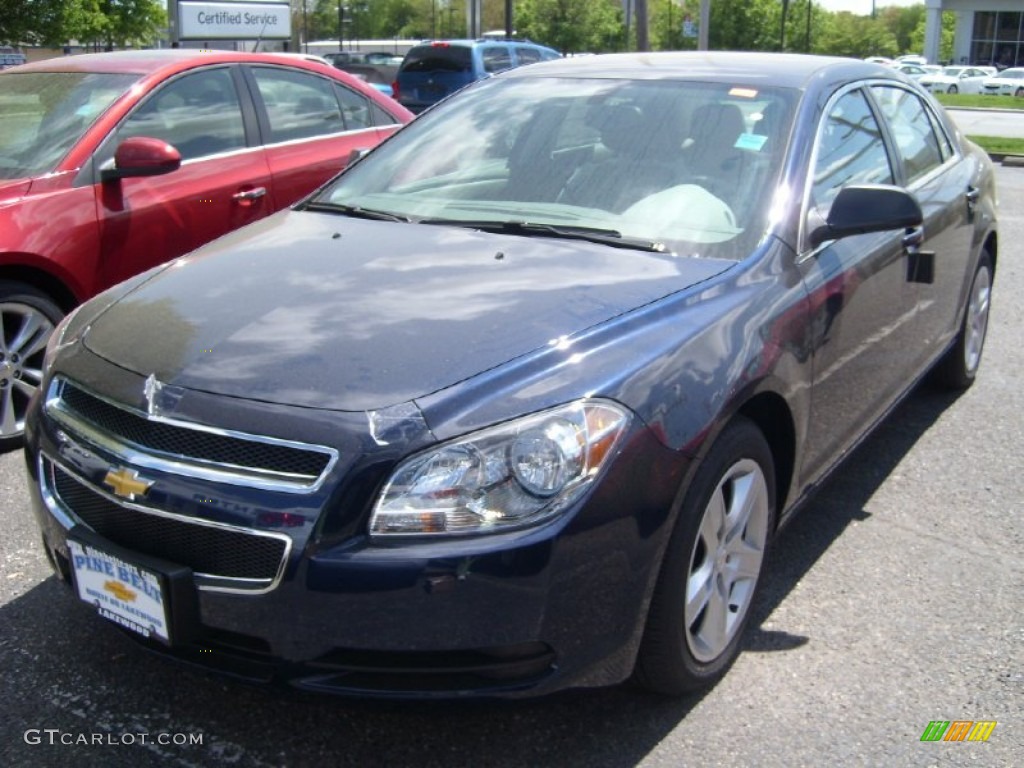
[798,82,886,261]
[797,78,959,261]
[40,453,293,595]
[45,377,338,494]
[262,125,380,151]
[179,143,265,165]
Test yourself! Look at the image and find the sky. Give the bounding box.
[816,0,920,13]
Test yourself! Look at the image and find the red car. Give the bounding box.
[0,50,412,447]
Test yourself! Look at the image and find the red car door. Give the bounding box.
[247,65,402,207]
[94,65,274,289]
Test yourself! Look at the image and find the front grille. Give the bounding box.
[51,463,287,582]
[51,379,334,487]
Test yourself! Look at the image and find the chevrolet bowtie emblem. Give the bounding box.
[103,467,154,500]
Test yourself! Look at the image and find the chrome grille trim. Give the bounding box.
[45,377,338,493]
[39,454,293,594]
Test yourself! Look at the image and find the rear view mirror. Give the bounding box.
[100,137,182,182]
[810,185,923,248]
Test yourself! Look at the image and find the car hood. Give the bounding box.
[82,211,732,411]
[0,178,32,205]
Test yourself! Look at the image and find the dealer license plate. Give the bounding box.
[68,538,171,644]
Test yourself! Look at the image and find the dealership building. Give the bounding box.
[924,0,1023,67]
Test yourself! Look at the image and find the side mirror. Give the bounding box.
[100,137,182,182]
[345,147,370,167]
[809,184,923,249]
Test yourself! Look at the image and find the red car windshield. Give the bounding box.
[0,71,136,179]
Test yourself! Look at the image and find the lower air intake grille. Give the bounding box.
[52,464,286,582]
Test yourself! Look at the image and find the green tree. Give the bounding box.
[516,0,624,54]
[814,11,898,59]
[0,0,67,46]
[878,4,924,55]
[707,0,780,52]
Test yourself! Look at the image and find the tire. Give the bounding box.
[947,84,958,94]
[1015,87,1024,99]
[634,416,776,695]
[0,282,64,451]
[932,252,993,390]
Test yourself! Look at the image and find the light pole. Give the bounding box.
[302,0,308,53]
[780,0,790,51]
[342,1,350,52]
[667,0,673,50]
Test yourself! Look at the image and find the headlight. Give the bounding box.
[370,400,631,536]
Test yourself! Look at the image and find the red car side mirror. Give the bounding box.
[100,137,182,182]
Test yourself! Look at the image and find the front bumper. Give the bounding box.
[25,353,688,699]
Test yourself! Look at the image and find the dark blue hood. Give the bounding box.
[83,210,731,411]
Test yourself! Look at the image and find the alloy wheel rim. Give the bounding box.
[685,458,770,663]
[964,266,991,374]
[0,302,54,439]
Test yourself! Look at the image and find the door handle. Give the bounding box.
[902,225,924,253]
[965,185,980,221]
[232,186,267,203]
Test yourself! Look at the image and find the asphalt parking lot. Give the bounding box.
[1,165,1021,768]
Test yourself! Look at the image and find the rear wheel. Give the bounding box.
[0,282,64,451]
[932,252,992,390]
[634,416,775,694]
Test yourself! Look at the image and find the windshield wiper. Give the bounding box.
[302,201,410,222]
[419,219,666,253]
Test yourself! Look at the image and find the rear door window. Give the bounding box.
[482,47,513,74]
[870,85,944,184]
[516,47,542,66]
[252,67,346,143]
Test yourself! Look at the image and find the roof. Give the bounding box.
[410,39,556,50]
[5,49,332,76]
[502,51,896,90]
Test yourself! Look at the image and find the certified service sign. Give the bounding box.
[178,1,291,40]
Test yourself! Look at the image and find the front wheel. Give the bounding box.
[932,253,992,389]
[0,282,64,451]
[633,416,776,694]
[947,84,959,94]
[1015,86,1024,99]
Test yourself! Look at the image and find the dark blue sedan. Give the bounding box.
[24,52,997,698]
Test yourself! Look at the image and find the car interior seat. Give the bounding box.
[683,102,747,207]
[556,103,663,211]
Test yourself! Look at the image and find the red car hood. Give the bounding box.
[0,178,32,205]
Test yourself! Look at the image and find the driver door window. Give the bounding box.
[113,68,246,161]
[810,89,893,212]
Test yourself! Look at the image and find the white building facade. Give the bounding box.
[924,0,1022,67]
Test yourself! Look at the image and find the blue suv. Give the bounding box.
[394,39,560,113]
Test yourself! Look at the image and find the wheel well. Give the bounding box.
[983,232,997,276]
[738,393,796,521]
[0,265,79,314]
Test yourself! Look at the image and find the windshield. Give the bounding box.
[316,76,796,259]
[0,71,135,179]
